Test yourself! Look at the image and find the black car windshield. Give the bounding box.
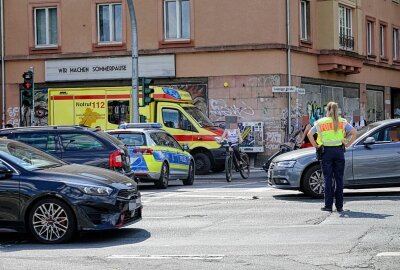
[0,141,64,171]
[183,106,214,127]
[109,132,146,146]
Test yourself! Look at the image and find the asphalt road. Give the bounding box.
[1,170,400,270]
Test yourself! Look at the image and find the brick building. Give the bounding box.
[0,0,399,162]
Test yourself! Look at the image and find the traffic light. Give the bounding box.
[22,71,33,90]
[142,78,154,106]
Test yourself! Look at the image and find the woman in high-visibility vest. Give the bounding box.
[307,102,357,212]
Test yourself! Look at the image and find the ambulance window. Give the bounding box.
[162,108,194,131]
[108,100,130,125]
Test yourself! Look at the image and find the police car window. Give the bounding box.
[111,133,146,146]
[60,133,106,151]
[149,132,163,146]
[165,134,182,150]
[13,132,57,153]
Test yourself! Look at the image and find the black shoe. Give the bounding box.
[321,207,332,212]
[337,208,344,212]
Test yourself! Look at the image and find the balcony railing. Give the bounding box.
[339,34,354,50]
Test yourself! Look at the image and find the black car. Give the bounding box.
[0,138,142,243]
[0,126,133,178]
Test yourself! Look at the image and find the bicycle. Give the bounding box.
[220,140,250,182]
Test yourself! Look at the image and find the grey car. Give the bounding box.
[268,119,400,198]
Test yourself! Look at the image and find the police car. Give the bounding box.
[106,123,195,189]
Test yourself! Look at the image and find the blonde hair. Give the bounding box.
[327,102,339,131]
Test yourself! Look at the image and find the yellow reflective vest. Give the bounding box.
[315,117,347,146]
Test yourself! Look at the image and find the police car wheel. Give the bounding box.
[194,153,211,175]
[183,161,195,186]
[302,164,324,199]
[155,163,169,189]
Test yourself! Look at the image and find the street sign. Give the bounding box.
[272,86,297,93]
[297,88,306,95]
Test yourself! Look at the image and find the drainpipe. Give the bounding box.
[286,0,292,141]
[1,0,5,128]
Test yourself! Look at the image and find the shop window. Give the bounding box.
[164,0,190,40]
[108,100,130,125]
[366,90,384,123]
[34,7,58,47]
[97,3,122,43]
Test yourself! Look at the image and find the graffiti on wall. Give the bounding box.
[7,107,20,127]
[264,131,282,150]
[209,99,255,122]
[165,84,208,115]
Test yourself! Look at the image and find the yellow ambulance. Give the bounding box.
[48,86,225,174]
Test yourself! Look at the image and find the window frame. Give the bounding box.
[97,3,123,44]
[163,0,190,41]
[299,0,311,42]
[34,7,58,48]
[379,22,388,60]
[338,5,353,50]
[393,27,400,62]
[366,20,374,56]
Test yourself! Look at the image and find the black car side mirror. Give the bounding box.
[0,164,13,179]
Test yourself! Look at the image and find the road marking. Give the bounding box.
[377,252,400,257]
[107,254,224,261]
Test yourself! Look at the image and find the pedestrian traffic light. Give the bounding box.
[22,71,33,90]
[142,78,154,106]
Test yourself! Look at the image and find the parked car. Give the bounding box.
[106,123,195,189]
[0,126,133,178]
[268,119,400,198]
[0,138,142,243]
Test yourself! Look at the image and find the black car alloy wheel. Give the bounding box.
[28,198,76,244]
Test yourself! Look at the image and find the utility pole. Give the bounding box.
[286,0,292,140]
[126,0,139,123]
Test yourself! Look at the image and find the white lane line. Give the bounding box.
[107,254,224,261]
[377,252,400,257]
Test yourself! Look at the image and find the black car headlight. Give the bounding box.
[72,185,114,196]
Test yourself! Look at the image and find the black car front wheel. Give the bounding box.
[28,198,76,244]
[302,164,324,199]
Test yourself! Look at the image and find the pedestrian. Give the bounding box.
[95,125,102,131]
[307,101,357,212]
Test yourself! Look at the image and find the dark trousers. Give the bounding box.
[321,146,345,209]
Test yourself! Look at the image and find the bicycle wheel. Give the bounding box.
[239,153,250,179]
[225,155,232,182]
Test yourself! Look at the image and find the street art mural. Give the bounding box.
[209,99,255,122]
[20,89,48,127]
[165,84,208,115]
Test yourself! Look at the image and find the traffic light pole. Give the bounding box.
[29,66,35,126]
[126,0,139,123]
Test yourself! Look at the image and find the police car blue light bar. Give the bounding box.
[118,123,162,129]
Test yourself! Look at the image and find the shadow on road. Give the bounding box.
[339,210,393,219]
[0,228,150,251]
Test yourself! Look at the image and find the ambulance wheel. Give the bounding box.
[194,153,211,175]
[183,161,195,186]
[155,163,169,189]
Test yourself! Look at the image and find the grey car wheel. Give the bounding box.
[28,198,75,244]
[302,164,324,198]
